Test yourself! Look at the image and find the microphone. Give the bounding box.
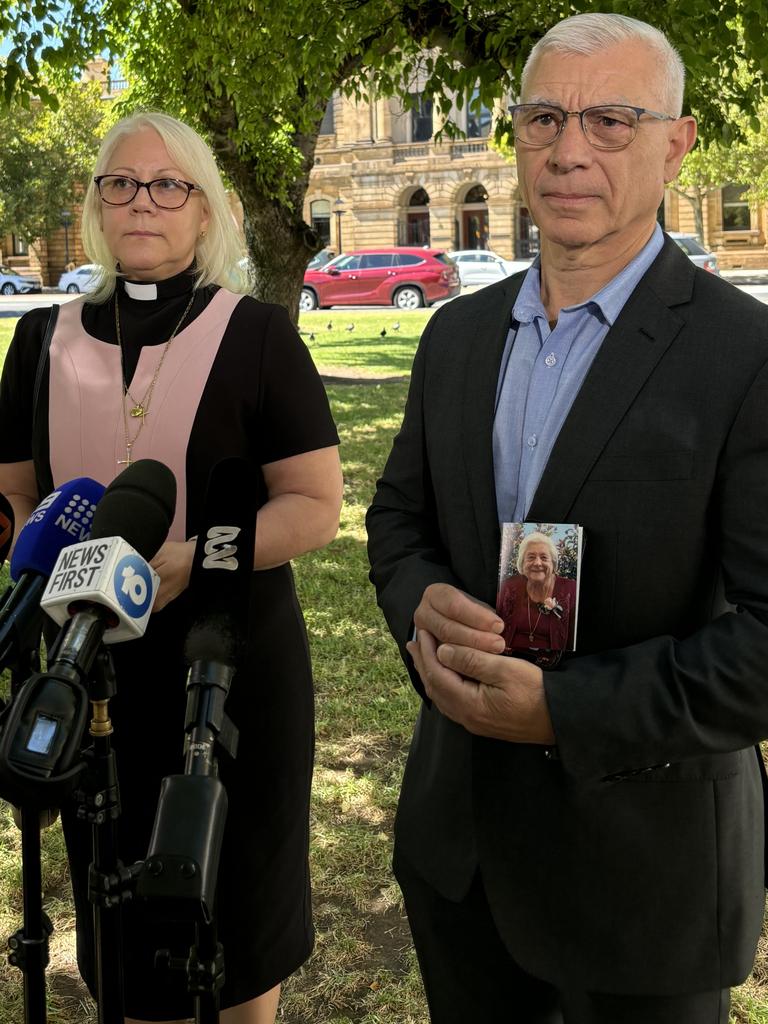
[140,457,257,924]
[0,492,14,564]
[40,459,176,643]
[0,478,105,674]
[0,460,176,807]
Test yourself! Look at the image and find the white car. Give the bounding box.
[0,265,42,295]
[58,264,101,293]
[667,232,720,275]
[448,249,532,286]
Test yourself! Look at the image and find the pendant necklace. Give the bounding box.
[527,599,543,643]
[115,290,195,465]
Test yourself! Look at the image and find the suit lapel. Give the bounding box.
[528,241,694,521]
[461,275,525,596]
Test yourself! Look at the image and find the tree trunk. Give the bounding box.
[201,97,324,323]
[674,187,705,242]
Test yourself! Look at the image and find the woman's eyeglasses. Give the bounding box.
[94,175,204,209]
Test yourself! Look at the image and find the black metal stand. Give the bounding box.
[139,659,239,1024]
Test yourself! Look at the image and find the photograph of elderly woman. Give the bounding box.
[497,523,583,664]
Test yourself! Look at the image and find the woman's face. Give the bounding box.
[522,542,555,583]
[98,127,209,282]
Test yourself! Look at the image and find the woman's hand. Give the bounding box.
[149,539,195,612]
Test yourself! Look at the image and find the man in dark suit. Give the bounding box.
[367,12,768,1024]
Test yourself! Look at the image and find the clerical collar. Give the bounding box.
[117,264,197,302]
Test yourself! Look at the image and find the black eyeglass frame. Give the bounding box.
[507,103,677,150]
[93,175,205,209]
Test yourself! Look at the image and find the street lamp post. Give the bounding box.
[60,209,73,267]
[334,197,345,254]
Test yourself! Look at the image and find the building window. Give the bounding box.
[319,98,335,135]
[722,185,750,231]
[12,234,28,256]
[410,93,433,142]
[310,200,331,246]
[467,89,491,138]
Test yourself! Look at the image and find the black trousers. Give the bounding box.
[394,856,731,1024]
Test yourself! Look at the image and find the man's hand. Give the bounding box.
[406,626,555,745]
[149,540,195,612]
[413,583,506,653]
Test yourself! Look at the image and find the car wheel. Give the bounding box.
[300,288,318,312]
[394,286,423,310]
[1,283,16,295]
[66,283,81,293]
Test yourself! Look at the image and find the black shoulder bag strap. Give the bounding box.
[31,303,60,499]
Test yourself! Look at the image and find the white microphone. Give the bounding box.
[41,537,159,643]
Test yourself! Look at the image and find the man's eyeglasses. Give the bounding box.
[508,103,677,151]
[94,175,204,209]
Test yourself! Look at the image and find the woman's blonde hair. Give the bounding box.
[81,111,249,302]
[516,531,559,575]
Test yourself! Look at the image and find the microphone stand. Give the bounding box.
[74,648,141,1024]
[139,659,239,1024]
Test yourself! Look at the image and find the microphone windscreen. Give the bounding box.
[183,457,257,666]
[0,493,14,564]
[10,478,105,582]
[91,459,177,560]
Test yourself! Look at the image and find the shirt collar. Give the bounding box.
[512,224,665,328]
[117,263,198,302]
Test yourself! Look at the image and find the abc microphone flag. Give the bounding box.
[185,456,257,665]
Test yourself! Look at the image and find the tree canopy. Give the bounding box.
[0,78,105,243]
[2,0,767,312]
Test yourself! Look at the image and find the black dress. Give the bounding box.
[0,269,339,1019]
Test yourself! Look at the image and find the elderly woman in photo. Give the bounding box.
[0,111,343,1024]
[497,531,576,655]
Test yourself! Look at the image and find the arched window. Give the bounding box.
[310,199,331,246]
[400,187,430,246]
[460,184,489,250]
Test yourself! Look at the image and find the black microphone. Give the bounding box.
[0,460,176,808]
[140,457,257,924]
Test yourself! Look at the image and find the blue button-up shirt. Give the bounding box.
[493,225,665,522]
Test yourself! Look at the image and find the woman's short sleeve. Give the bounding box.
[0,308,49,463]
[254,303,339,466]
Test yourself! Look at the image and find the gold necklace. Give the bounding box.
[115,291,195,466]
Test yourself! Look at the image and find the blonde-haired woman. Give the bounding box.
[0,111,342,1024]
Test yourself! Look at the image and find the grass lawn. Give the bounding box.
[0,313,766,1023]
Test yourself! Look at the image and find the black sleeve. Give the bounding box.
[0,308,50,463]
[255,303,339,465]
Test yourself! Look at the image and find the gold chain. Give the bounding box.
[116,291,195,466]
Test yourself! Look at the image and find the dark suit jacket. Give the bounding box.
[367,237,768,995]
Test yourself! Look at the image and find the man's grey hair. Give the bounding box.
[521,13,686,117]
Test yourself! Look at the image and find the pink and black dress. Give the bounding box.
[0,267,339,1019]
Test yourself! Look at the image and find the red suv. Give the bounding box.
[300,247,460,311]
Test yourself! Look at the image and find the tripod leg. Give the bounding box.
[8,808,51,1024]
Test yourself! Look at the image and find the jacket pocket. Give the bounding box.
[590,449,694,481]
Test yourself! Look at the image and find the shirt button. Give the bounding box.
[545,352,557,367]
[527,434,538,448]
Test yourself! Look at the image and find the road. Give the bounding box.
[1,278,768,318]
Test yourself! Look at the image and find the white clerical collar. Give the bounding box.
[124,280,158,300]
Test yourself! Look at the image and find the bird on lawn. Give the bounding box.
[309,333,315,341]
[380,328,387,337]
[346,323,355,332]
[327,321,333,330]
[393,322,401,331]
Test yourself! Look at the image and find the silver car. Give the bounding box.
[447,249,532,286]
[667,232,719,275]
[58,263,101,293]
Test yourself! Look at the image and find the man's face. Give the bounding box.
[516,39,696,258]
